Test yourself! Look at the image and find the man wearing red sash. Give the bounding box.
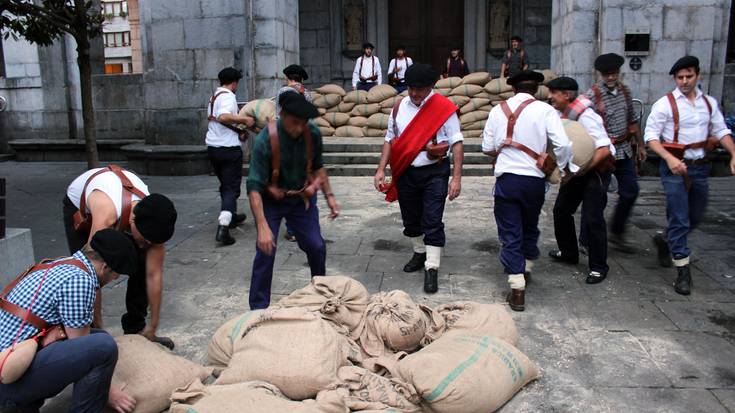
[374,63,464,293]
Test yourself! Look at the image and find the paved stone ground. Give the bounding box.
[1,161,734,412]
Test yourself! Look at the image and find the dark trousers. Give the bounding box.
[0,330,117,413]
[208,146,243,214]
[553,171,611,274]
[63,196,148,334]
[357,81,377,91]
[396,162,450,247]
[660,162,709,259]
[393,81,407,94]
[250,195,326,309]
[494,173,546,275]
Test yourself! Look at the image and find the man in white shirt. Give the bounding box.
[206,67,255,245]
[352,42,382,91]
[546,76,614,285]
[387,45,413,94]
[374,63,464,293]
[482,70,573,311]
[645,56,735,295]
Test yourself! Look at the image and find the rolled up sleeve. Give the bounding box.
[644,100,668,143]
[442,113,464,146]
[246,129,271,195]
[708,97,732,140]
[57,276,96,329]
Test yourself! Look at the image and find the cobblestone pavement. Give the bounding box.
[1,161,734,412]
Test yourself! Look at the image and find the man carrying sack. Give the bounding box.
[582,53,643,253]
[246,91,340,309]
[645,56,735,295]
[0,229,138,413]
[374,63,464,294]
[206,67,254,246]
[482,70,573,311]
[547,76,615,285]
[63,167,178,349]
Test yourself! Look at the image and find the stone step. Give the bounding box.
[243,163,493,177]
[8,139,144,162]
[322,152,492,165]
[0,154,15,162]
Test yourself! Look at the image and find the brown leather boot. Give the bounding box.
[506,289,525,312]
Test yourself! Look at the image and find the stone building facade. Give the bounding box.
[0,0,733,154]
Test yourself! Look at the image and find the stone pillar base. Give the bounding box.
[0,228,35,286]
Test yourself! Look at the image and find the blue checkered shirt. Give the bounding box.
[0,252,98,351]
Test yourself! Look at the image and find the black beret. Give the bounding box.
[594,53,625,73]
[507,70,544,86]
[396,45,406,51]
[362,42,375,50]
[283,64,308,81]
[90,229,138,275]
[405,63,439,88]
[547,76,579,91]
[511,36,523,42]
[279,91,319,119]
[218,67,242,84]
[133,193,177,244]
[669,56,699,75]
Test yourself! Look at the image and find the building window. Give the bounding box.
[104,31,131,47]
[103,1,128,17]
[105,63,124,74]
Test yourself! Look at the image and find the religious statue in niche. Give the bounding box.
[343,0,365,58]
[488,0,511,54]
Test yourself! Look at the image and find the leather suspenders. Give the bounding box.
[498,99,557,175]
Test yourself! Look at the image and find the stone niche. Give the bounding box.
[343,0,366,58]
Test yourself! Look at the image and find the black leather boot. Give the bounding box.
[216,225,236,245]
[424,268,438,293]
[403,252,426,273]
[674,265,691,295]
[228,213,247,228]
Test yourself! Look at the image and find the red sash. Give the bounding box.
[383,94,458,202]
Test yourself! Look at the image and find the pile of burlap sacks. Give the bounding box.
[237,69,557,139]
[108,276,540,413]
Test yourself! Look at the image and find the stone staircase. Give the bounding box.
[244,137,494,176]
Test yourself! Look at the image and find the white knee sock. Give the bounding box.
[218,211,232,226]
[673,256,690,267]
[410,236,426,254]
[425,246,442,270]
[525,259,535,274]
[508,273,526,290]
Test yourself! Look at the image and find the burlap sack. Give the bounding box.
[535,85,550,100]
[547,119,596,184]
[367,84,398,103]
[499,91,515,100]
[0,339,36,384]
[399,90,408,97]
[315,116,331,127]
[351,103,382,117]
[113,335,212,413]
[324,112,351,127]
[487,93,504,102]
[474,91,492,99]
[314,94,343,109]
[484,77,512,95]
[450,84,485,97]
[541,69,557,85]
[325,105,341,113]
[462,71,492,86]
[320,126,336,136]
[478,104,494,112]
[170,379,349,413]
[344,90,370,104]
[462,130,483,138]
[276,275,370,338]
[316,84,347,96]
[460,110,490,125]
[367,113,390,130]
[364,127,387,138]
[348,117,368,127]
[463,120,487,131]
[207,310,266,370]
[435,76,462,89]
[216,307,355,400]
[447,95,470,108]
[435,302,519,345]
[318,108,327,115]
[333,366,422,412]
[380,107,393,115]
[336,102,357,113]
[310,91,323,101]
[459,98,492,114]
[395,333,540,413]
[334,126,365,138]
[240,99,276,130]
[379,95,403,109]
[434,88,452,97]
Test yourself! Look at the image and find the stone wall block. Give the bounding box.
[200,0,245,18]
[194,49,237,80]
[151,20,185,51]
[254,19,283,48]
[150,50,196,81]
[150,0,196,20]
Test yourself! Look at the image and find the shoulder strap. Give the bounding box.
[666,92,680,143]
[391,96,405,137]
[498,99,542,161]
[372,56,376,78]
[208,91,229,120]
[77,167,113,222]
[107,164,146,232]
[267,121,281,187]
[702,94,713,115]
[620,84,633,125]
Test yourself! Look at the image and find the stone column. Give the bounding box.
[464,0,488,71]
[550,0,598,90]
[252,0,300,98]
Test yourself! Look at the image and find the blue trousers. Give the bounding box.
[208,146,243,214]
[393,82,407,94]
[250,195,326,309]
[494,173,546,275]
[397,162,450,247]
[0,329,117,413]
[660,162,710,259]
[554,171,611,274]
[356,81,377,91]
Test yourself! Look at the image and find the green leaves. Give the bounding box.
[0,0,103,45]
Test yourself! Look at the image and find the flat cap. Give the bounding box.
[669,56,699,75]
[283,64,309,81]
[405,63,439,88]
[547,76,579,91]
[134,193,177,244]
[90,229,138,275]
[507,70,544,86]
[218,67,242,84]
[279,91,319,119]
[362,42,375,50]
[595,53,625,73]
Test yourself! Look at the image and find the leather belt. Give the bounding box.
[683,158,710,166]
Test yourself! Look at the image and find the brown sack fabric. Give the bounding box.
[240,99,277,130]
[0,339,37,384]
[367,84,398,104]
[358,291,428,357]
[207,310,265,370]
[332,366,422,412]
[434,302,519,345]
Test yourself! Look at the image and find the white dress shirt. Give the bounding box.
[644,88,732,160]
[387,57,413,81]
[566,107,616,156]
[67,168,150,218]
[205,87,240,147]
[482,93,574,178]
[352,56,383,88]
[384,92,464,167]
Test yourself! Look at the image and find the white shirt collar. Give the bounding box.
[673,87,702,100]
[407,91,435,109]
